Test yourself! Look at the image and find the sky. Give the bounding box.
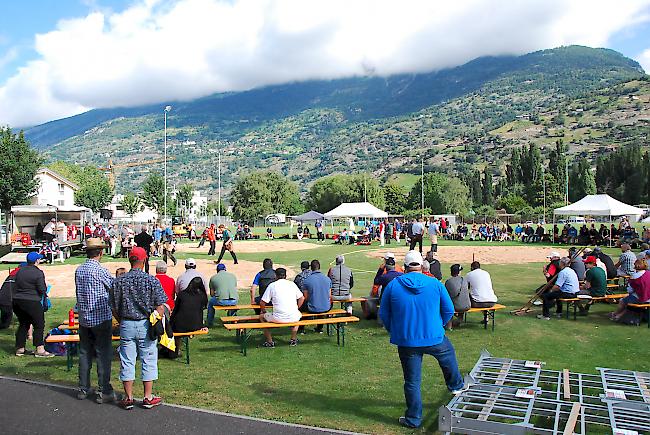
[0,0,649,128]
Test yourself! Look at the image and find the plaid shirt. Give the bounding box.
[75,259,114,327]
[111,269,167,321]
[619,251,637,275]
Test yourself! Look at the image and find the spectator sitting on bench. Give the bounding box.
[328,255,354,314]
[568,247,586,281]
[538,257,580,320]
[577,256,607,315]
[543,251,561,282]
[363,254,403,321]
[170,277,208,356]
[266,227,273,239]
[593,246,617,279]
[296,224,304,240]
[609,259,650,322]
[207,263,238,326]
[250,259,276,313]
[615,243,637,277]
[445,264,470,328]
[466,261,498,309]
[301,260,332,334]
[259,268,305,348]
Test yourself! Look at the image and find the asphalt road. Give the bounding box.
[0,377,358,435]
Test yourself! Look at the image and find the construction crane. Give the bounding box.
[98,157,176,188]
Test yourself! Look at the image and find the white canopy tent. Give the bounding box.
[324,202,388,233]
[324,202,388,219]
[552,194,644,246]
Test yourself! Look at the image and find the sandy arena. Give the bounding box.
[174,240,319,254]
[364,245,556,264]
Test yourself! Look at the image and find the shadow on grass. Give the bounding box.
[249,382,403,425]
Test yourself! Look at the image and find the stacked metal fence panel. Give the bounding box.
[439,350,650,434]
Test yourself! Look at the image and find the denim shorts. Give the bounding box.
[119,319,158,382]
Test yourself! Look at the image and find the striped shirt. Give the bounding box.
[75,259,114,327]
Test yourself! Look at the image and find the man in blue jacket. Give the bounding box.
[379,250,464,429]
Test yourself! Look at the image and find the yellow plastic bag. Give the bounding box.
[149,311,176,352]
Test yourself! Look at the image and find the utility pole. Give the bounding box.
[364,174,367,203]
[218,151,222,224]
[163,105,172,224]
[542,166,546,222]
[421,157,425,218]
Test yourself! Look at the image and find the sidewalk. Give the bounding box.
[0,376,358,435]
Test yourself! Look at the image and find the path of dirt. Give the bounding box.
[1,259,294,298]
[365,245,559,264]
[175,240,318,254]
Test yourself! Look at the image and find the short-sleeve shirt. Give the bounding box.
[585,267,606,297]
[619,251,636,275]
[261,279,303,322]
[111,269,168,320]
[303,271,332,313]
[209,271,238,300]
[411,222,424,235]
[428,223,439,236]
[466,269,498,303]
[555,267,580,294]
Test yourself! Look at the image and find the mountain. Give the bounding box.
[24,46,646,194]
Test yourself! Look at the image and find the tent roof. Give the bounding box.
[11,205,91,215]
[553,194,644,216]
[324,202,388,219]
[293,210,325,221]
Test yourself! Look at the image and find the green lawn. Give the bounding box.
[0,241,648,434]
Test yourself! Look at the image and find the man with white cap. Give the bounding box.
[379,250,464,429]
[175,258,208,295]
[543,251,561,281]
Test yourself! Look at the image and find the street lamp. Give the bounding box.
[164,105,172,225]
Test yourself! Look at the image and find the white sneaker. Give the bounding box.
[536,314,551,320]
[452,384,470,395]
[346,306,353,315]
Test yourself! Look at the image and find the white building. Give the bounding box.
[32,167,78,208]
[107,194,158,223]
[188,190,208,221]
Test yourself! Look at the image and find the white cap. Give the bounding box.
[185,258,197,267]
[404,250,423,267]
[546,251,561,259]
[384,252,395,259]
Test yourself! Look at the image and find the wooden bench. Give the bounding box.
[456,304,506,331]
[46,329,208,368]
[223,316,359,355]
[220,309,346,323]
[559,294,628,320]
[628,303,650,329]
[214,298,373,312]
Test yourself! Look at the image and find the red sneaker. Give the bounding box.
[118,397,134,410]
[142,395,163,409]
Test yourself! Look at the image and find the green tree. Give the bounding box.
[231,171,302,223]
[382,181,407,214]
[408,173,471,215]
[121,191,142,222]
[308,173,384,212]
[206,199,230,217]
[481,170,494,206]
[141,172,167,216]
[568,158,596,202]
[0,128,43,220]
[499,194,528,213]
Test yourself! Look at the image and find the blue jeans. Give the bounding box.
[207,297,238,325]
[119,319,158,382]
[397,336,463,428]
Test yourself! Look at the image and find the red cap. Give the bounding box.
[583,255,597,264]
[129,247,148,262]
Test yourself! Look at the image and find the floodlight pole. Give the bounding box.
[421,157,424,218]
[565,158,569,205]
[218,151,222,224]
[164,105,172,224]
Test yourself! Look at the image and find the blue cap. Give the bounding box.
[217,263,226,271]
[26,252,44,264]
[19,262,28,267]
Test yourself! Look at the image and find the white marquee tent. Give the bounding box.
[553,194,644,218]
[324,202,388,219]
[553,194,644,246]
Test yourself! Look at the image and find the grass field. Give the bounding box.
[0,240,648,434]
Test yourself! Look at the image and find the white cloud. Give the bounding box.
[1,0,649,127]
[638,48,650,72]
